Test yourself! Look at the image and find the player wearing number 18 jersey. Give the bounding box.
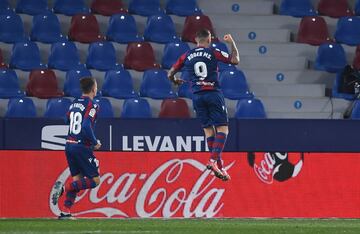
[168,29,240,181]
[51,77,102,219]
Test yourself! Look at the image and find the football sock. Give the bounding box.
[64,178,97,209]
[207,136,215,152]
[211,132,227,162]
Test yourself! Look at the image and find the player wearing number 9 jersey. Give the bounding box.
[168,29,240,181]
[51,77,102,220]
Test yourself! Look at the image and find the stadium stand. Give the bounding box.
[350,100,360,119]
[296,16,332,45]
[43,97,71,118]
[106,13,143,44]
[0,0,12,14]
[0,12,26,43]
[68,14,104,43]
[30,12,65,44]
[93,97,114,118]
[90,0,127,16]
[158,98,191,118]
[353,45,360,70]
[317,0,353,18]
[181,15,217,43]
[0,49,7,68]
[334,16,360,46]
[235,98,267,119]
[144,14,179,44]
[128,0,163,17]
[0,69,24,98]
[124,42,159,71]
[86,41,121,71]
[140,68,176,99]
[63,68,92,98]
[26,69,63,99]
[279,0,317,17]
[219,69,253,100]
[10,41,44,71]
[5,97,36,118]
[121,98,152,118]
[15,0,48,16]
[314,43,347,73]
[53,0,90,16]
[161,41,190,69]
[165,0,202,16]
[356,0,360,15]
[101,69,138,99]
[48,41,82,71]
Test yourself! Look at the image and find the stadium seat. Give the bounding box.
[144,14,179,44]
[350,100,360,119]
[30,12,65,44]
[5,97,36,118]
[128,0,162,16]
[315,43,347,73]
[332,69,355,100]
[178,80,193,99]
[279,0,317,17]
[296,16,332,46]
[0,69,25,98]
[353,46,360,70]
[0,0,12,14]
[181,15,217,43]
[0,13,26,43]
[91,0,127,16]
[318,0,353,18]
[64,68,92,97]
[68,14,104,43]
[165,0,202,16]
[219,69,254,99]
[334,17,360,46]
[140,69,177,99]
[44,98,72,118]
[102,69,138,99]
[26,69,63,99]
[162,41,190,69]
[86,42,121,71]
[0,49,8,68]
[356,0,360,15]
[210,42,235,71]
[106,13,143,44]
[235,98,267,119]
[121,98,152,118]
[158,98,191,118]
[10,41,45,71]
[93,97,114,118]
[48,41,83,71]
[15,0,48,15]
[53,0,90,16]
[124,42,159,71]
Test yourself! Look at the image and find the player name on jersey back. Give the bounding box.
[187,49,212,61]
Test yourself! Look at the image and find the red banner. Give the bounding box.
[0,151,359,218]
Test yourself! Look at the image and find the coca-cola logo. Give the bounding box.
[50,158,235,218]
[247,152,304,184]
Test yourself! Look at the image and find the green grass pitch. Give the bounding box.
[1,219,360,234]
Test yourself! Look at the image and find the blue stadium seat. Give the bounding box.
[30,12,65,43]
[10,41,45,71]
[44,97,72,118]
[140,69,177,99]
[279,0,317,17]
[315,43,347,73]
[53,0,89,16]
[144,14,179,43]
[332,70,355,100]
[235,98,267,119]
[165,0,202,16]
[334,17,360,46]
[86,42,121,71]
[356,0,360,16]
[102,70,138,99]
[0,13,26,43]
[162,42,190,69]
[121,98,152,118]
[93,97,114,118]
[5,97,37,118]
[0,69,25,98]
[64,68,92,97]
[0,0,12,14]
[351,100,360,119]
[15,0,48,15]
[211,42,235,71]
[106,13,143,44]
[48,41,83,71]
[129,0,163,16]
[219,68,253,99]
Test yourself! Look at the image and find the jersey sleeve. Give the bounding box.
[82,102,99,146]
[213,48,233,64]
[172,52,187,71]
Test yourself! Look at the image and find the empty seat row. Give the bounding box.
[0,11,215,44]
[280,0,360,18]
[0,0,201,17]
[4,96,266,119]
[297,16,360,46]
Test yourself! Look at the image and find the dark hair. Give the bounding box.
[195,29,211,41]
[80,77,96,94]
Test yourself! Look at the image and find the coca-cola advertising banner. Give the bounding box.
[0,151,359,218]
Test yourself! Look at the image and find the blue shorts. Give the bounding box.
[65,144,99,178]
[192,91,229,128]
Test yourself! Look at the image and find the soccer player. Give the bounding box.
[51,77,102,219]
[168,29,240,181]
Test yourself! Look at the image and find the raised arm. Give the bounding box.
[223,34,240,65]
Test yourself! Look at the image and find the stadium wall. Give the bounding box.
[0,151,359,218]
